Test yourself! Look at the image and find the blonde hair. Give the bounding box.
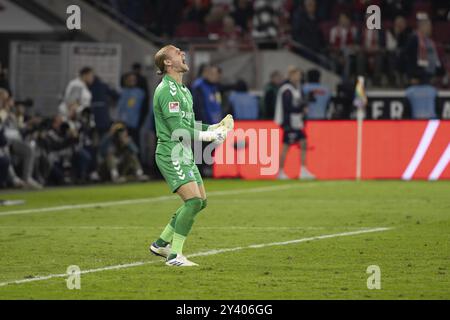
[287,65,301,77]
[154,45,174,75]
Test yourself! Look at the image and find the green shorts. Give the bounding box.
[156,153,203,193]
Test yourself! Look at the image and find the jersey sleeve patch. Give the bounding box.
[169,102,180,113]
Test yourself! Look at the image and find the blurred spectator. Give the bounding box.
[154,0,185,37]
[98,123,148,183]
[192,65,223,125]
[292,0,326,55]
[129,63,150,110]
[357,15,387,86]
[117,72,146,148]
[185,0,211,24]
[220,15,243,48]
[432,1,450,21]
[386,16,412,86]
[381,0,412,21]
[329,12,359,79]
[0,62,10,94]
[89,76,118,138]
[0,89,42,189]
[0,105,11,187]
[331,81,356,119]
[0,134,9,188]
[205,2,228,26]
[303,69,331,119]
[403,13,445,84]
[275,67,315,180]
[231,0,253,32]
[252,0,280,49]
[41,115,78,185]
[131,63,150,131]
[228,79,259,120]
[59,67,95,119]
[405,76,438,119]
[71,108,99,183]
[262,70,283,119]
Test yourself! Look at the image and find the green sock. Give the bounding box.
[156,206,185,246]
[170,198,203,256]
[156,225,174,246]
[169,233,187,259]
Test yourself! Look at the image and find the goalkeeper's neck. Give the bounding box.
[166,70,184,85]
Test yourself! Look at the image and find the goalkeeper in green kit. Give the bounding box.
[149,45,234,267]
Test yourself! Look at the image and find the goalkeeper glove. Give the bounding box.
[199,126,228,143]
[208,115,234,132]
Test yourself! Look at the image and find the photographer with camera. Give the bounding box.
[0,88,42,189]
[98,122,148,184]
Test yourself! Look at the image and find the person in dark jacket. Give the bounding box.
[262,71,283,119]
[292,0,326,56]
[89,76,118,139]
[403,13,445,84]
[192,65,223,125]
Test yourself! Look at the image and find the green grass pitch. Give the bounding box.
[0,180,449,300]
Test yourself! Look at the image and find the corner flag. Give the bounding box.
[354,76,367,181]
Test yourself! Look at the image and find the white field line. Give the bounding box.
[0,227,392,288]
[0,183,338,217]
[0,226,377,231]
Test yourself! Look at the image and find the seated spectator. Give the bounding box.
[231,0,253,33]
[205,3,228,27]
[252,0,280,49]
[219,15,243,49]
[72,108,99,183]
[303,69,331,119]
[59,67,95,119]
[329,12,359,79]
[117,72,146,148]
[40,115,78,185]
[185,0,211,25]
[405,76,438,120]
[292,0,326,56]
[228,79,259,120]
[262,70,283,120]
[403,13,445,84]
[98,123,148,183]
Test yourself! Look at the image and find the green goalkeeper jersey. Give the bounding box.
[153,74,208,161]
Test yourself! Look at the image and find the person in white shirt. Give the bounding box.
[59,67,95,119]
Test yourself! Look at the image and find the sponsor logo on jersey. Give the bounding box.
[169,102,180,113]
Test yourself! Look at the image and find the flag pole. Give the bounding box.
[356,104,363,181]
[354,76,367,181]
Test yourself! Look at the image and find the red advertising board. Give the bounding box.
[213,120,450,180]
